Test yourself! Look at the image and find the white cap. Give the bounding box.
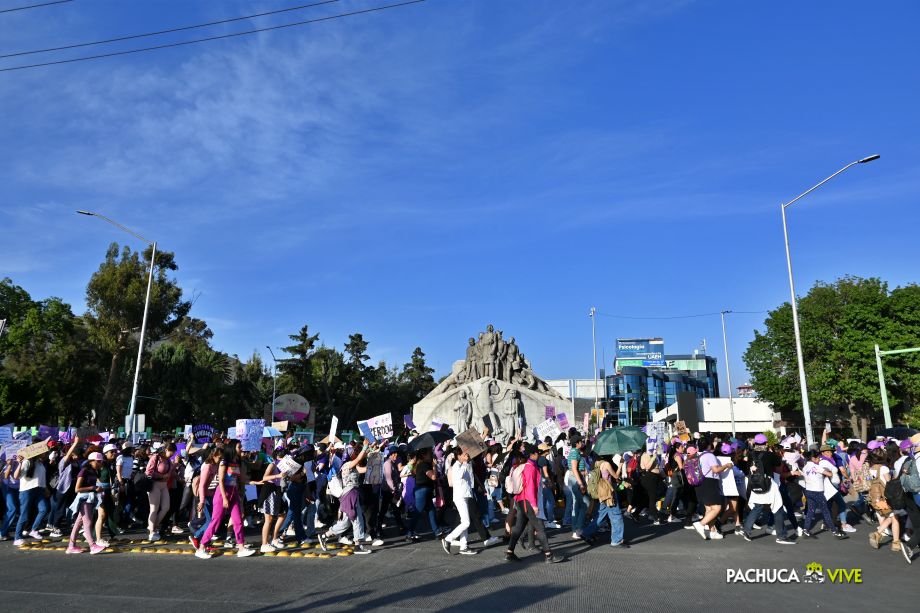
[151,442,164,452]
[102,444,118,454]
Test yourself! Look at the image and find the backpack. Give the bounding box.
[852,461,872,494]
[504,463,525,496]
[683,453,706,487]
[626,455,640,483]
[900,458,920,494]
[586,464,614,502]
[867,475,891,515]
[749,451,772,495]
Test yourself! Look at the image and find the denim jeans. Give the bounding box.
[541,481,556,522]
[1,484,19,537]
[279,481,315,541]
[192,497,213,540]
[562,482,574,527]
[829,492,848,525]
[48,489,71,528]
[412,486,439,535]
[15,488,49,537]
[744,503,787,538]
[582,501,624,545]
[565,474,588,534]
[485,485,501,525]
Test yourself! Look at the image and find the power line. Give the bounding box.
[0,0,72,14]
[0,0,428,73]
[596,310,767,320]
[1,0,343,59]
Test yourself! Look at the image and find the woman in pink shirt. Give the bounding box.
[145,443,176,542]
[505,443,564,564]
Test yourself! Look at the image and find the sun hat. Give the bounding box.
[819,444,833,452]
[867,440,883,450]
[537,442,552,452]
[910,433,920,446]
[753,433,768,445]
[88,452,104,461]
[720,443,732,455]
[899,440,913,451]
[102,444,118,454]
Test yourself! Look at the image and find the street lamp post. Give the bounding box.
[77,210,156,437]
[780,154,879,447]
[720,310,736,437]
[590,307,599,416]
[266,346,278,421]
[875,344,920,429]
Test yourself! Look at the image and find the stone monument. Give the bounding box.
[412,325,573,443]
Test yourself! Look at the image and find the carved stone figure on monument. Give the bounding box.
[464,337,481,382]
[504,389,524,439]
[506,337,521,378]
[479,324,497,379]
[453,388,474,431]
[476,379,505,439]
[495,330,509,382]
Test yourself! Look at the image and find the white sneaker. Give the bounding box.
[693,522,708,540]
[286,526,296,537]
[237,546,256,557]
[260,544,277,553]
[300,537,317,545]
[339,537,353,545]
[544,521,560,529]
[371,539,384,547]
[797,526,804,537]
[764,527,777,536]
[572,533,581,540]
[483,536,501,547]
[842,524,857,534]
[364,535,373,543]
[150,532,160,542]
[272,539,284,549]
[195,548,212,559]
[171,526,184,535]
[96,539,110,548]
[709,530,724,540]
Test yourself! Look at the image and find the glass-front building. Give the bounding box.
[606,366,710,427]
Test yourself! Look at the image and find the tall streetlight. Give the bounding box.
[589,307,599,419]
[719,310,736,437]
[780,154,880,447]
[266,346,278,421]
[77,210,156,437]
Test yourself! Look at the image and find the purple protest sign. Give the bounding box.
[403,414,416,430]
[557,413,570,430]
[192,424,215,444]
[38,425,59,440]
[545,406,555,419]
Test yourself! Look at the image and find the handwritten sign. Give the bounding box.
[0,426,12,446]
[556,413,570,430]
[271,420,289,433]
[1,439,28,459]
[20,438,50,460]
[545,406,556,419]
[535,418,563,443]
[456,428,487,459]
[76,427,98,439]
[236,419,264,452]
[277,455,302,475]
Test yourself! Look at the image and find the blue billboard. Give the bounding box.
[616,338,665,361]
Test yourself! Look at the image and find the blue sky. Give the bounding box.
[1,0,918,393]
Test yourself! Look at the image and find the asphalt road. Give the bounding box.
[0,518,914,612]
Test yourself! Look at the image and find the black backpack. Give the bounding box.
[884,476,907,510]
[749,451,771,495]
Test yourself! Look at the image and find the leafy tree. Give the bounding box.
[85,243,190,428]
[744,276,920,439]
[278,325,320,400]
[399,346,436,404]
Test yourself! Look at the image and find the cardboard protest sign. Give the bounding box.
[545,406,556,419]
[556,413,570,430]
[235,419,264,452]
[357,413,393,443]
[271,420,289,433]
[38,425,59,440]
[192,424,215,444]
[455,428,487,459]
[20,438,50,460]
[675,420,689,436]
[277,455,302,475]
[534,418,563,443]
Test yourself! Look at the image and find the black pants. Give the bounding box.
[640,473,662,520]
[904,495,920,549]
[464,498,491,541]
[508,500,550,554]
[376,488,404,534]
[361,485,381,538]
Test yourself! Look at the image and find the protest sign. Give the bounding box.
[292,430,314,443]
[227,427,237,439]
[1,439,28,458]
[535,418,563,443]
[184,425,192,436]
[38,425,59,440]
[582,412,590,432]
[236,419,264,452]
[277,455,302,475]
[172,443,187,461]
[14,430,32,442]
[545,405,556,419]
[404,414,416,430]
[556,413,570,430]
[329,416,339,441]
[717,456,739,496]
[340,430,355,443]
[0,426,12,446]
[271,420,289,433]
[192,424,215,444]
[21,438,50,460]
[357,413,393,443]
[430,416,448,431]
[456,427,487,459]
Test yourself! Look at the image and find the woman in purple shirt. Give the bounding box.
[66,452,106,555]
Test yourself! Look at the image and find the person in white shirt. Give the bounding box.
[801,447,847,540]
[12,451,49,546]
[441,449,499,555]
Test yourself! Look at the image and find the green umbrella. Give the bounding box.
[592,426,648,456]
